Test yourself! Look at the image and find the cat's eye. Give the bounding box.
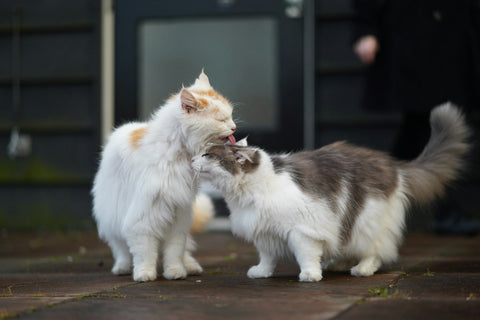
[202,153,210,158]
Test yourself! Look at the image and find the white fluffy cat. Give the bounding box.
[191,103,470,282]
[92,71,236,282]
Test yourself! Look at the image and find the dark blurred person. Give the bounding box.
[352,0,480,235]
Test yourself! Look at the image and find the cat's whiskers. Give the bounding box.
[231,101,245,109]
[233,117,246,127]
[192,168,200,185]
[231,102,246,127]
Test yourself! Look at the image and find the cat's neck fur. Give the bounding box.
[221,150,276,205]
[143,94,202,159]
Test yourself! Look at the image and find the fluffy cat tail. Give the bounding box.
[190,193,215,233]
[401,102,471,205]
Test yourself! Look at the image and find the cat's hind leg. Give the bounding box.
[108,236,132,275]
[288,230,324,282]
[350,256,381,277]
[247,248,277,279]
[184,235,203,275]
[184,252,203,275]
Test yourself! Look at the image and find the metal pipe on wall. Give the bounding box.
[101,0,115,144]
[303,0,315,150]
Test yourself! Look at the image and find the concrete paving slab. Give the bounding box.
[12,286,358,320]
[0,231,479,319]
[0,273,134,297]
[335,298,480,320]
[0,297,71,318]
[393,273,480,299]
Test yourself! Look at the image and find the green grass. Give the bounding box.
[368,287,389,298]
[423,268,435,277]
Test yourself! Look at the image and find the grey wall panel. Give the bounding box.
[0,84,94,128]
[0,134,96,183]
[0,32,94,79]
[0,186,94,231]
[0,0,97,28]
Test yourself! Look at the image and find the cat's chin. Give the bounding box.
[199,171,211,177]
[192,168,209,177]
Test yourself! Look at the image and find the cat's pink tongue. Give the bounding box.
[228,135,236,145]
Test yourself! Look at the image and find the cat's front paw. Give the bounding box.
[163,265,187,280]
[247,265,273,279]
[133,268,157,282]
[299,269,323,282]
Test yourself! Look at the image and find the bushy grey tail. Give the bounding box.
[401,102,471,204]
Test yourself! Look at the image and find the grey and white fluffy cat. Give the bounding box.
[191,103,470,282]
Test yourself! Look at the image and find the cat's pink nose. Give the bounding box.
[231,125,237,132]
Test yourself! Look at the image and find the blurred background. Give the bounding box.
[0,0,479,233]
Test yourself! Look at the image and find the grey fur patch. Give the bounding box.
[272,141,398,243]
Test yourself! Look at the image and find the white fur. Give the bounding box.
[192,149,409,282]
[92,72,235,281]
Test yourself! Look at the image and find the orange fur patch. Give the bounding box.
[197,97,209,109]
[130,127,147,149]
[192,89,230,105]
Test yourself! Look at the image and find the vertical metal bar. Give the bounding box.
[12,6,21,129]
[303,0,315,150]
[101,0,115,144]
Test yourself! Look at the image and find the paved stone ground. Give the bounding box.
[1,230,479,319]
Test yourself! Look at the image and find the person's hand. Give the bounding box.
[353,35,379,65]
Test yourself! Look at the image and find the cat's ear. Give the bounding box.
[234,148,257,164]
[235,137,248,147]
[180,89,199,113]
[194,69,211,87]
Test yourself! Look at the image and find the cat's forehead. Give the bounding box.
[203,144,260,175]
[190,88,231,110]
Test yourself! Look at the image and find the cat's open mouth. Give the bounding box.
[222,135,236,145]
